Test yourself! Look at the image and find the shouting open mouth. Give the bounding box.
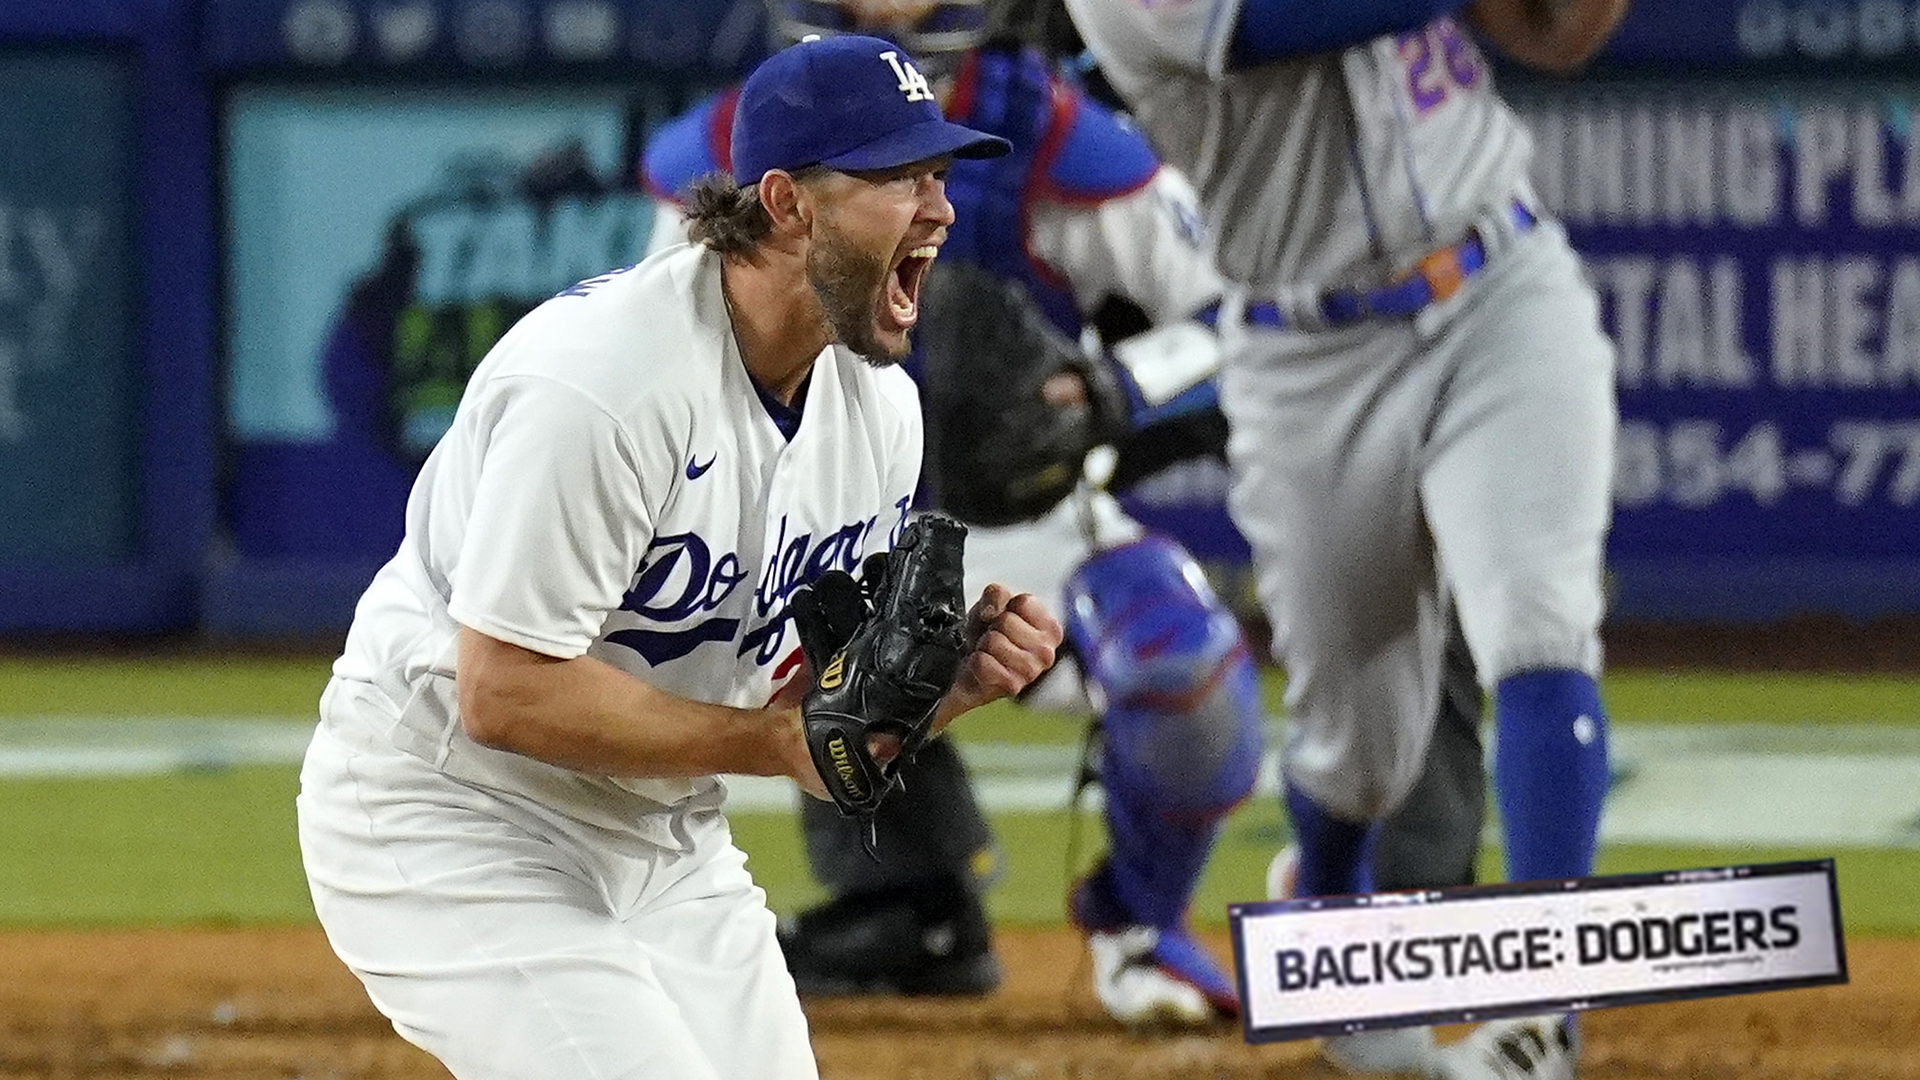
[883,243,940,333]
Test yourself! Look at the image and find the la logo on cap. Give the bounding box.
[729,33,1009,183]
[880,51,935,102]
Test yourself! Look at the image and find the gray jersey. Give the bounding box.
[1064,0,1533,294]
[1065,0,1618,826]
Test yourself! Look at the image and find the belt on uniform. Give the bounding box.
[1245,201,1537,330]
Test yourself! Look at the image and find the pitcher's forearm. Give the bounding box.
[455,625,800,780]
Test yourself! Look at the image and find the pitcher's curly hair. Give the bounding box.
[684,167,830,254]
[683,172,769,255]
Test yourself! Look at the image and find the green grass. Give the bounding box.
[2,657,1914,727]
[1600,673,1920,725]
[2,762,1916,936]
[1,657,1917,931]
[902,670,1920,745]
[0,766,314,926]
[0,656,334,717]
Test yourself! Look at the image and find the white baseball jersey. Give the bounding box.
[1064,0,1532,295]
[325,240,920,840]
[301,241,920,1080]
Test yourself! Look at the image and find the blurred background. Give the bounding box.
[1,0,1918,938]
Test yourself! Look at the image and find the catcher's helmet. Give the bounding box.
[768,1,994,72]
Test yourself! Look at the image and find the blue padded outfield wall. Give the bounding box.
[1,0,1918,633]
[0,0,214,632]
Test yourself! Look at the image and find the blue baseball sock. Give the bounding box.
[1283,784,1377,897]
[1493,668,1610,883]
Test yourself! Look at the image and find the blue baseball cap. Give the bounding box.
[731,34,1010,185]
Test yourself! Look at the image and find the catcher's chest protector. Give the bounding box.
[940,48,1082,336]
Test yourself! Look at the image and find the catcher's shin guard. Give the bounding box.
[1063,536,1264,930]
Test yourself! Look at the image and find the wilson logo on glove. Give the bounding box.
[823,733,867,802]
[819,652,848,690]
[786,511,973,857]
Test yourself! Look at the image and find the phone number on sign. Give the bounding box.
[1616,419,1920,508]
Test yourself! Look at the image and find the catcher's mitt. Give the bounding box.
[915,259,1127,526]
[788,512,973,837]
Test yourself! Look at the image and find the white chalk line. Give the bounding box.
[3,718,1917,848]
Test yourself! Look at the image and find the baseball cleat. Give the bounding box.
[1430,1015,1579,1080]
[777,883,1001,997]
[1082,925,1221,1030]
[1069,862,1237,1031]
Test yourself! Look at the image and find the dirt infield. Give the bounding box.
[1,926,1915,1079]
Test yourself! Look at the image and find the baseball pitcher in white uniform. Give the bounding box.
[296,34,1060,1080]
[1064,0,1630,1077]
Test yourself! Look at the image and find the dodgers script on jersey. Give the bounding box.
[323,242,921,844]
[1064,0,1533,295]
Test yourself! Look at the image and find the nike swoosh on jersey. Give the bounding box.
[685,454,716,480]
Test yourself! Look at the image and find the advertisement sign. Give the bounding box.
[1512,80,1920,613]
[1232,861,1846,1044]
[222,83,692,559]
[204,2,1920,624]
[0,51,138,564]
[1601,0,1920,67]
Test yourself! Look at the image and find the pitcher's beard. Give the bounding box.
[807,230,907,366]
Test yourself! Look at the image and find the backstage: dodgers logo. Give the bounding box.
[1273,901,1806,992]
[1230,860,1845,1044]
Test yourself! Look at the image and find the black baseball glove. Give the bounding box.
[915,259,1128,526]
[787,512,973,840]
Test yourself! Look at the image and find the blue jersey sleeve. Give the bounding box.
[1226,0,1468,68]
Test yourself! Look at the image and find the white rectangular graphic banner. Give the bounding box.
[1230,860,1846,1043]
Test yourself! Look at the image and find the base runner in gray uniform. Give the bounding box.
[1064,0,1631,1077]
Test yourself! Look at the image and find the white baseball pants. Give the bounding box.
[298,720,818,1080]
